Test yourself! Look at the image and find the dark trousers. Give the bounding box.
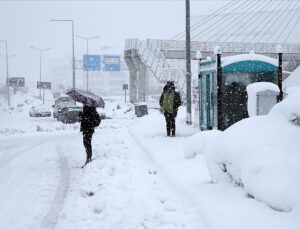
[164,112,176,136]
[83,131,93,159]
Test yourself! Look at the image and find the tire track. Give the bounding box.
[40,144,70,229]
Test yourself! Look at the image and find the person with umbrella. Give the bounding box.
[79,105,101,166]
[66,88,104,166]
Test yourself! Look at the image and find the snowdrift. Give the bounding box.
[202,88,300,212]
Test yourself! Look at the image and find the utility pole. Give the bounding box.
[0,40,11,106]
[30,46,51,99]
[76,35,100,91]
[186,0,192,125]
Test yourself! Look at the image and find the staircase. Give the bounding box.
[125,39,186,97]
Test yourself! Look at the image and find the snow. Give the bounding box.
[283,65,300,89]
[246,82,279,117]
[0,88,300,229]
[183,130,221,159]
[204,88,300,215]
[222,53,278,67]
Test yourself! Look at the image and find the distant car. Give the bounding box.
[53,96,76,118]
[57,106,82,124]
[29,106,51,117]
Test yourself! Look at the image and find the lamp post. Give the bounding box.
[30,46,51,98]
[50,19,76,89]
[76,35,100,91]
[277,45,283,102]
[186,0,192,125]
[0,40,12,106]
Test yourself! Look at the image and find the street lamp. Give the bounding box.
[0,40,13,106]
[30,46,51,98]
[76,34,100,91]
[50,19,76,89]
[186,0,192,125]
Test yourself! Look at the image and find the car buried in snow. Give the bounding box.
[57,106,82,124]
[29,106,52,117]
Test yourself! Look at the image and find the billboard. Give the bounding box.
[9,77,25,87]
[103,55,121,71]
[37,81,51,89]
[83,55,101,71]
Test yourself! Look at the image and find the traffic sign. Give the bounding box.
[103,55,121,71]
[123,84,128,90]
[83,55,101,71]
[37,81,51,89]
[9,77,25,87]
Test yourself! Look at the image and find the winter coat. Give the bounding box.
[159,89,182,117]
[79,106,99,133]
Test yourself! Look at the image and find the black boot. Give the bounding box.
[167,127,171,137]
[171,129,176,137]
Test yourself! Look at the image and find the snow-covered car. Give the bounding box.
[53,96,76,118]
[29,106,51,117]
[57,106,82,124]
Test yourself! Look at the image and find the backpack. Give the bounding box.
[93,112,101,127]
[162,90,175,113]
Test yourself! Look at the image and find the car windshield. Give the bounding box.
[68,107,81,112]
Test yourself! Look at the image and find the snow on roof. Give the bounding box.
[283,65,300,89]
[222,53,278,67]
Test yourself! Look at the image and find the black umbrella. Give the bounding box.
[66,88,105,108]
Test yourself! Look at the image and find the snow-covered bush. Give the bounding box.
[204,88,300,212]
[183,130,221,159]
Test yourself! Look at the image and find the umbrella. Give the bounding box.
[66,88,105,108]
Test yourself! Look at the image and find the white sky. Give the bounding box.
[1,0,299,88]
[0,0,229,87]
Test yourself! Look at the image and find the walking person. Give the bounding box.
[159,81,182,137]
[79,105,101,166]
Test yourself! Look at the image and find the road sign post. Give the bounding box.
[123,84,128,103]
[37,81,51,104]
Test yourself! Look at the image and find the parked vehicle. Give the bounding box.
[53,96,75,118]
[29,106,51,117]
[57,106,82,124]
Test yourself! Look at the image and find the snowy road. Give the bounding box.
[0,133,77,229]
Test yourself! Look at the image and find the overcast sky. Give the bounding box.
[0,0,231,87]
[1,0,299,89]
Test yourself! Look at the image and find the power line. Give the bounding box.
[170,0,239,40]
[191,0,250,40]
[278,2,300,43]
[205,0,261,42]
[257,2,285,42]
[271,0,299,43]
[247,0,284,42]
[259,2,297,42]
[223,0,272,42]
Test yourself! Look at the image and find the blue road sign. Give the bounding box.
[103,55,121,71]
[83,55,101,71]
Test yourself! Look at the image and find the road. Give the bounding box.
[0,133,77,229]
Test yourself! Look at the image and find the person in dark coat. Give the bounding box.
[159,81,182,137]
[79,105,100,164]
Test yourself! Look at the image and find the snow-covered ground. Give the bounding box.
[0,89,299,229]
